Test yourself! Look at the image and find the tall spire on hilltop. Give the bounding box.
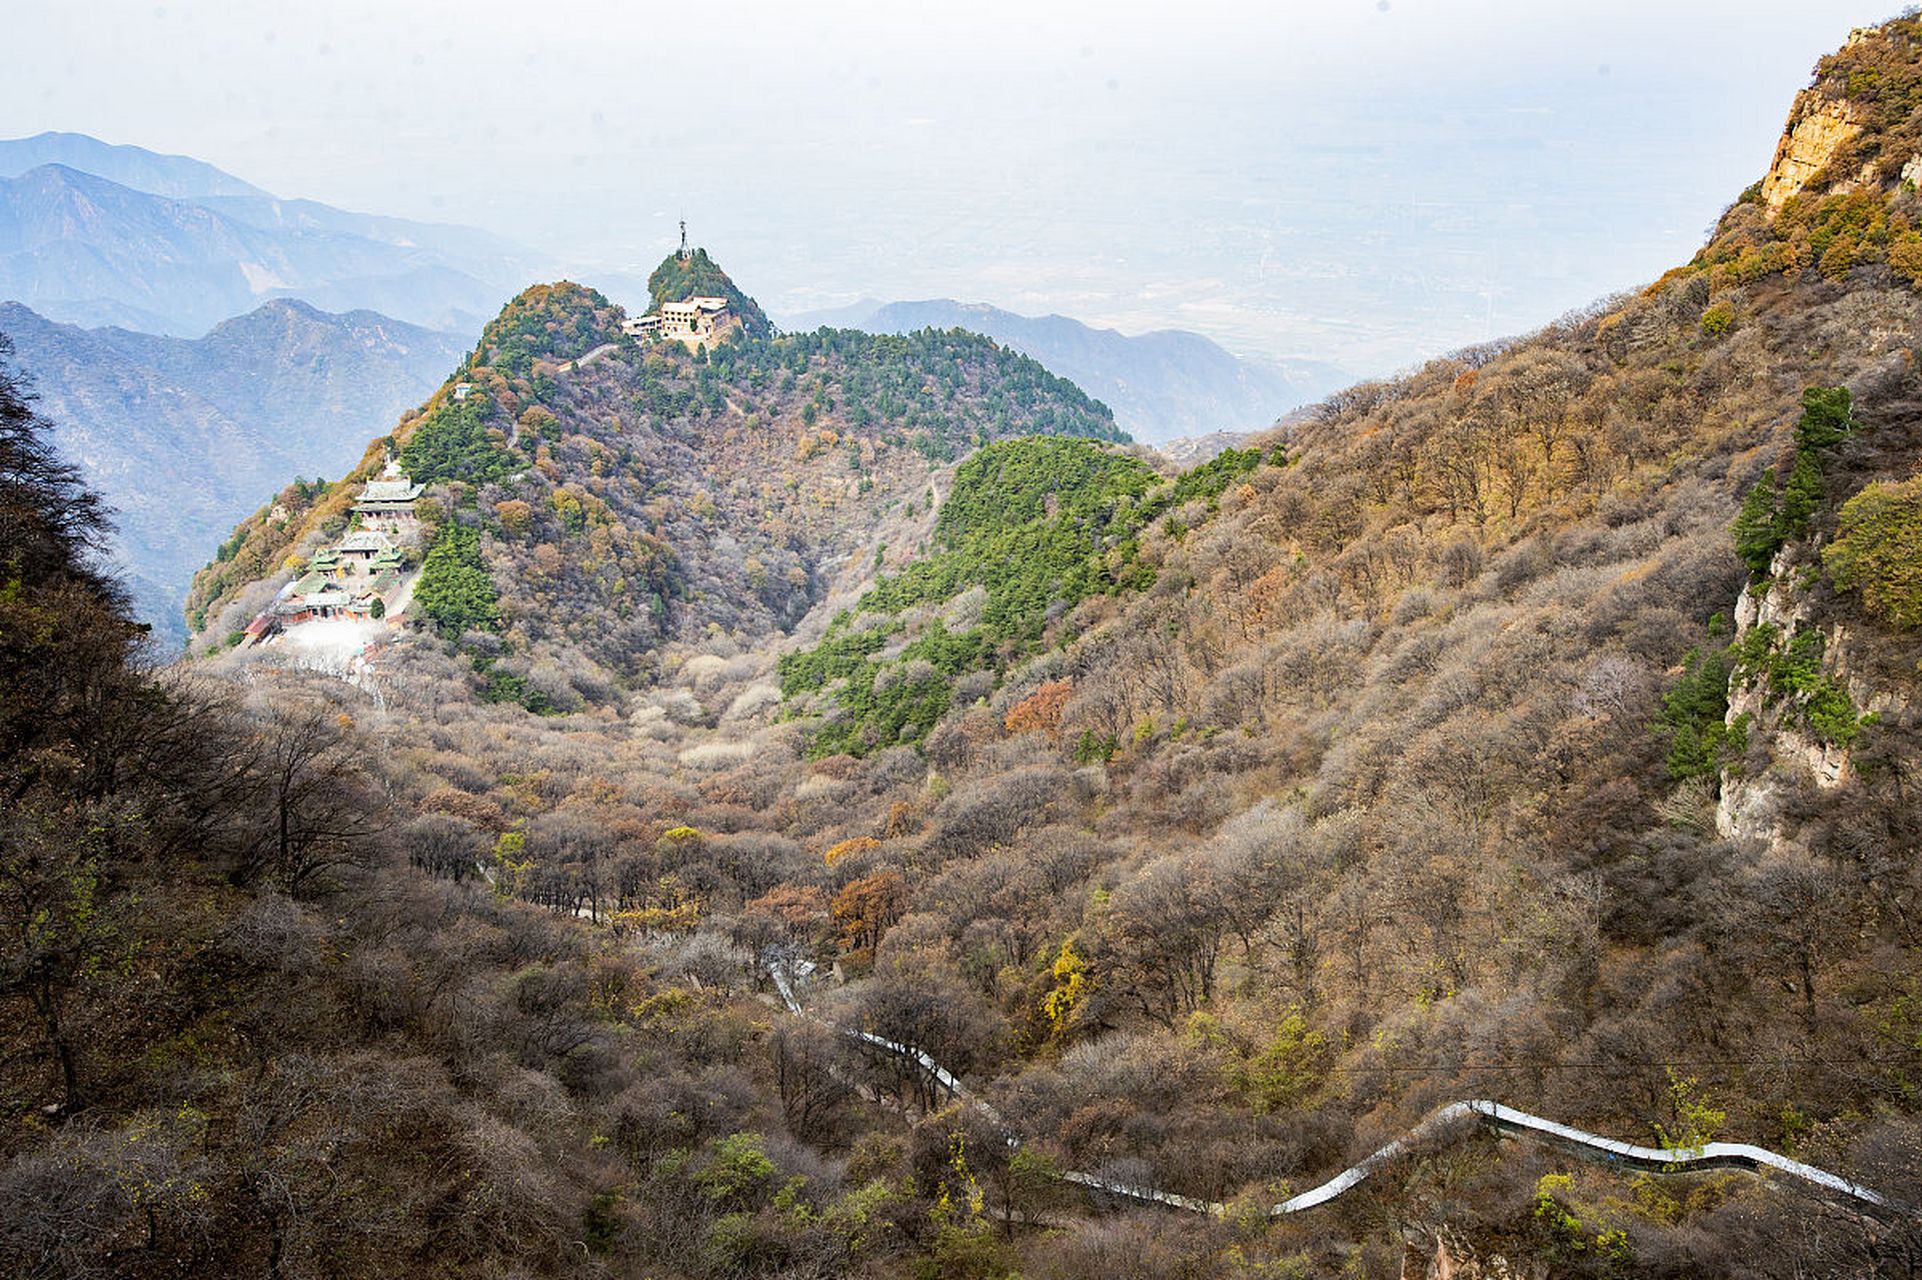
[679,217,689,261]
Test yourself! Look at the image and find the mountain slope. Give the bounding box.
[235,21,1922,1269]
[25,20,1922,1280]
[0,160,541,336]
[192,193,541,293]
[793,297,1349,442]
[0,129,271,198]
[0,343,680,1280]
[186,261,1127,682]
[1,299,466,639]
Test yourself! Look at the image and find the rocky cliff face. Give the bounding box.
[1761,89,1866,213]
[1752,20,1922,218]
[1718,545,1833,844]
[1716,538,1913,847]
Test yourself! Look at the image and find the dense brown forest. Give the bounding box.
[11,15,1922,1280]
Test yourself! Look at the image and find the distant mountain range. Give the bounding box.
[0,130,1343,639]
[0,131,271,199]
[781,298,1349,443]
[1,299,466,642]
[0,132,1344,445]
[0,132,551,336]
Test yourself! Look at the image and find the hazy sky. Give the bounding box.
[5,1,1876,376]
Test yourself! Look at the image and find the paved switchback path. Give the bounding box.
[765,959,1905,1220]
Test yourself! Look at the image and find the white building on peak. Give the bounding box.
[625,295,732,349]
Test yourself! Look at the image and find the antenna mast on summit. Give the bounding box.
[679,218,688,260]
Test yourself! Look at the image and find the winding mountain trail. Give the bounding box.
[556,342,619,373]
[766,961,1904,1221]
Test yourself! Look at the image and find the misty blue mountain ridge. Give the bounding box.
[0,131,273,199]
[0,132,1331,436]
[0,129,1353,638]
[0,161,547,337]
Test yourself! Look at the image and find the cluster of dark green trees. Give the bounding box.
[1731,387,1857,577]
[1663,387,1872,780]
[411,516,570,713]
[779,438,1281,757]
[399,392,525,486]
[1660,616,1746,782]
[413,520,500,636]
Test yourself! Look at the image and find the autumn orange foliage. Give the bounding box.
[1004,680,1072,740]
[831,870,906,959]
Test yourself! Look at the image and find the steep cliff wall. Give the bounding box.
[1761,89,1866,213]
[1714,378,1922,851]
[1715,543,1872,845]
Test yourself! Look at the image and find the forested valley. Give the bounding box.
[12,16,1922,1280]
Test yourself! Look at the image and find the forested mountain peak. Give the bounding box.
[186,271,1132,697]
[647,247,773,338]
[471,280,625,378]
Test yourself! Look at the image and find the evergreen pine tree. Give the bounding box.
[1795,386,1855,452]
[1779,449,1824,543]
[1732,469,1782,576]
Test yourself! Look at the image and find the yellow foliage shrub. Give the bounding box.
[824,836,881,866]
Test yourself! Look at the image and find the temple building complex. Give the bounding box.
[242,465,424,646]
